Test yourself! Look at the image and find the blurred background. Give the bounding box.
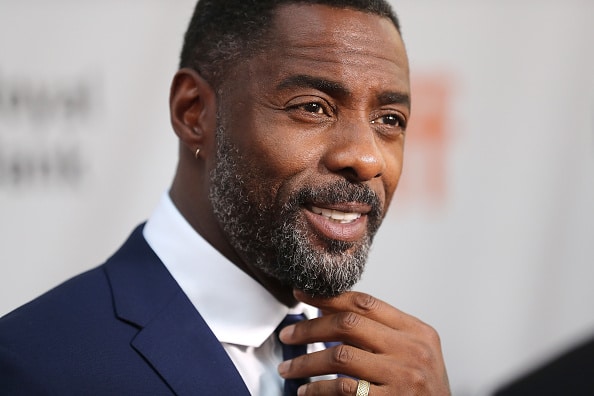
[0,1,592,394]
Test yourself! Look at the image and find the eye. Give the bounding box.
[371,114,406,128]
[299,102,325,114]
[285,98,333,122]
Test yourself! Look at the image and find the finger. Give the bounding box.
[279,310,409,354]
[279,345,394,384]
[295,289,425,331]
[297,377,372,396]
[280,322,445,389]
[284,348,447,396]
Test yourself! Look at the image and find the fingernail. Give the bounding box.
[279,324,295,341]
[278,360,290,376]
[297,384,307,396]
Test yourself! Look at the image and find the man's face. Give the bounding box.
[209,4,410,297]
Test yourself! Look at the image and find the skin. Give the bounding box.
[169,4,450,395]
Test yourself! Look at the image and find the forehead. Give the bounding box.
[239,3,410,100]
[271,4,403,58]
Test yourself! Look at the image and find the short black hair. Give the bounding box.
[179,0,401,88]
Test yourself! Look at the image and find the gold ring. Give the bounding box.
[356,379,370,396]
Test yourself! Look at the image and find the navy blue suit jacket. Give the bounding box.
[0,225,251,395]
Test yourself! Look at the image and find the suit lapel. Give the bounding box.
[104,225,250,396]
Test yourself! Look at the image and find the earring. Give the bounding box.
[194,148,201,159]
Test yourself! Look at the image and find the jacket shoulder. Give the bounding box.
[0,225,176,395]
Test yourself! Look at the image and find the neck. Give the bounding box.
[170,179,298,308]
[222,250,299,307]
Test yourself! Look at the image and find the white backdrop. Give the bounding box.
[1,1,593,395]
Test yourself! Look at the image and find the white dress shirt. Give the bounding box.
[143,193,328,396]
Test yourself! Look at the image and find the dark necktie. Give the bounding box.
[276,313,310,396]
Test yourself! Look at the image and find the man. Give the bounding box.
[0,1,450,395]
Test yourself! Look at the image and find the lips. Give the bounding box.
[305,203,370,243]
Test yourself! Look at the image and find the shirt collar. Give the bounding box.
[143,192,316,347]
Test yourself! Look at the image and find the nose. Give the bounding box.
[322,118,386,182]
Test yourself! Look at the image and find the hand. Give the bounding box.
[278,290,450,395]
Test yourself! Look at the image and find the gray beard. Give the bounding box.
[209,125,382,297]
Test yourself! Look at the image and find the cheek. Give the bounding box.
[244,138,318,210]
[382,144,405,203]
[242,117,321,180]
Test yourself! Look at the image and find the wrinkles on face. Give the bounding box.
[208,5,410,299]
[210,124,382,297]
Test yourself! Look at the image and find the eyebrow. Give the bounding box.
[276,74,410,110]
[377,91,411,110]
[276,74,351,99]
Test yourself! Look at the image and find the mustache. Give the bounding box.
[291,180,383,219]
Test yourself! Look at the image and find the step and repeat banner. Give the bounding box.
[1,1,593,394]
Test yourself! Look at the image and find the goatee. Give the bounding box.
[209,125,383,297]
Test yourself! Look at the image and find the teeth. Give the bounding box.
[311,206,362,223]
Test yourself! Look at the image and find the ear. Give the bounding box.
[169,68,217,157]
